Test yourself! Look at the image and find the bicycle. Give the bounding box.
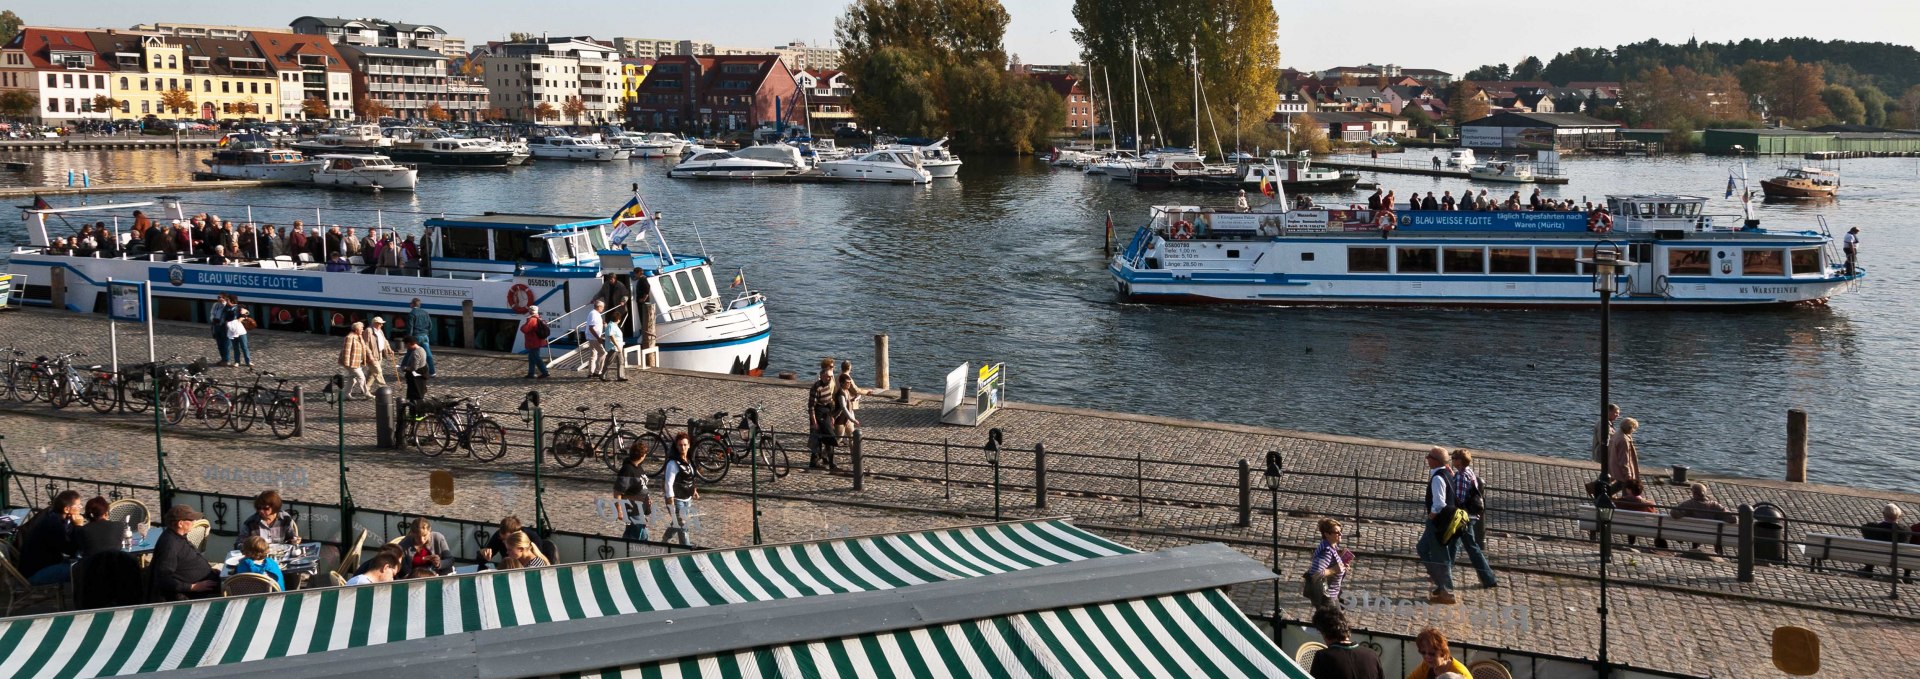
[0,349,25,401]
[548,402,652,471]
[688,408,791,484]
[228,369,299,438]
[405,397,506,462]
[41,353,101,411]
[157,360,231,429]
[628,407,681,477]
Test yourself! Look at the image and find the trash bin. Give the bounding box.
[1753,502,1787,563]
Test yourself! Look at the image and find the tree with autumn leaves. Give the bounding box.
[300,98,330,120]
[1072,0,1281,153]
[159,88,194,117]
[354,95,391,121]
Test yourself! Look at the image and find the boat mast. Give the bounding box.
[1085,62,1098,151]
[1130,35,1141,154]
[1191,38,1199,154]
[1102,66,1118,151]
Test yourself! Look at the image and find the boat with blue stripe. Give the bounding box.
[1110,191,1862,308]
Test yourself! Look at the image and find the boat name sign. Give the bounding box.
[1161,242,1209,268]
[378,283,470,299]
[153,266,322,292]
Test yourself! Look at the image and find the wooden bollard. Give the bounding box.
[874,334,889,391]
[460,300,475,349]
[1786,409,1808,482]
[49,267,66,310]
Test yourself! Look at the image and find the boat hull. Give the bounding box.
[1759,179,1836,199]
[311,168,418,191]
[383,148,516,168]
[923,160,961,178]
[1112,265,1860,308]
[201,162,323,182]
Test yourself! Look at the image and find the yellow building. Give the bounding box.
[619,58,653,113]
[87,32,283,121]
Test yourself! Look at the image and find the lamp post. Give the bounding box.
[1577,243,1633,679]
[322,374,354,531]
[745,407,763,545]
[1262,450,1284,643]
[517,391,550,536]
[984,428,1004,521]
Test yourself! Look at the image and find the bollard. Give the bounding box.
[1236,460,1251,528]
[374,386,394,448]
[1737,504,1755,583]
[850,430,864,491]
[1034,442,1048,510]
[1786,409,1808,482]
[49,267,66,310]
[291,385,306,438]
[873,334,889,391]
[942,437,951,501]
[460,301,476,349]
[898,386,911,403]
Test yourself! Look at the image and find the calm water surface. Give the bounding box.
[6,149,1918,491]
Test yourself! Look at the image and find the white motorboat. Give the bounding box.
[381,127,516,168]
[202,136,322,181]
[628,132,689,158]
[668,149,802,179]
[1468,159,1536,183]
[309,154,418,191]
[292,124,394,155]
[528,135,619,162]
[1443,148,1477,169]
[817,149,933,184]
[882,137,962,178]
[734,144,809,171]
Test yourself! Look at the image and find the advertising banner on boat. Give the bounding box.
[1398,211,1589,232]
[1193,212,1280,235]
[1283,211,1332,232]
[149,265,324,292]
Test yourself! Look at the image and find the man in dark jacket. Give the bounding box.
[149,505,218,602]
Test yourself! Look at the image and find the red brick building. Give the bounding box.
[628,54,798,133]
[1027,72,1098,134]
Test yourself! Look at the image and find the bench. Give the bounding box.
[1576,507,1737,552]
[1805,532,1920,572]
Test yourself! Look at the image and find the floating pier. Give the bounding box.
[1314,154,1572,185]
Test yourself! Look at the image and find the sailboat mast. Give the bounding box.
[1103,66,1118,150]
[1191,39,1200,153]
[1085,62,1098,151]
[1130,35,1141,153]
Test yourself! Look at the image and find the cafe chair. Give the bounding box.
[184,519,211,552]
[221,573,281,597]
[327,572,347,588]
[333,528,367,580]
[1468,659,1515,679]
[106,499,151,531]
[0,542,66,614]
[1292,641,1327,668]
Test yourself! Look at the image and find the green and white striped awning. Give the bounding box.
[568,588,1302,679]
[0,521,1136,679]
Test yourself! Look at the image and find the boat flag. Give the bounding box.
[731,268,745,288]
[32,195,51,211]
[1725,174,1736,199]
[1259,172,1276,197]
[216,133,232,148]
[606,196,647,244]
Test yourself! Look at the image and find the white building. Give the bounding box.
[0,27,113,124]
[481,37,621,124]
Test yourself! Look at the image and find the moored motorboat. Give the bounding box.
[202,135,322,181]
[667,148,802,179]
[817,149,933,184]
[309,154,418,191]
[528,135,619,162]
[1467,158,1536,183]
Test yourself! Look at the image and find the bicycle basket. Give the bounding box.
[690,418,725,436]
[417,397,459,414]
[644,410,669,430]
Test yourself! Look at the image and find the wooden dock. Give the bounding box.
[1315,154,1571,185]
[0,136,232,151]
[0,178,293,199]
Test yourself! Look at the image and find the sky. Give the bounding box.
[20,0,1919,75]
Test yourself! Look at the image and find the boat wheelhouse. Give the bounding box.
[1109,193,1862,308]
[5,199,770,375]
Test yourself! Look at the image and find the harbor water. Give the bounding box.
[4,149,1917,491]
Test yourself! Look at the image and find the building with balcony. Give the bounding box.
[629,54,797,134]
[480,37,621,125]
[769,41,839,71]
[290,16,454,53]
[76,31,284,122]
[337,44,483,121]
[791,68,852,130]
[610,37,679,60]
[128,23,280,40]
[251,31,352,120]
[0,27,112,124]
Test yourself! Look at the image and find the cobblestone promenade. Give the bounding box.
[2,309,1916,677]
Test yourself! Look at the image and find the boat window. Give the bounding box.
[1535,248,1578,274]
[656,274,682,307]
[1789,248,1822,275]
[691,267,714,299]
[586,227,608,251]
[1442,247,1484,274]
[674,271,699,304]
[1300,252,1314,262]
[441,227,490,259]
[1347,246,1389,273]
[1395,247,1438,274]
[1667,248,1711,275]
[1742,249,1784,276]
[1489,248,1530,274]
[493,232,545,264]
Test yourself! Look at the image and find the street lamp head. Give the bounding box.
[1578,242,1636,294]
[1262,450,1283,490]
[516,390,540,423]
[983,427,1003,465]
[322,373,344,405]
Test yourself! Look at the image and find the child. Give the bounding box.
[233,535,285,590]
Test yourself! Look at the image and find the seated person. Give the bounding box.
[76,496,128,558]
[354,544,405,577]
[236,489,299,549]
[149,505,219,601]
[397,518,454,577]
[18,491,83,585]
[500,531,550,569]
[478,516,541,566]
[347,553,400,586]
[1669,482,1734,553]
[1860,503,1911,577]
[232,535,285,590]
[1611,479,1662,548]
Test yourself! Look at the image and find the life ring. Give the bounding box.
[1374,210,1397,229]
[1587,212,1613,233]
[329,311,347,328]
[271,307,293,326]
[1169,220,1194,240]
[507,283,535,314]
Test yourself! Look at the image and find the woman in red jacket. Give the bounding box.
[521,306,550,379]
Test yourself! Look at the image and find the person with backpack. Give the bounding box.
[520,305,550,379]
[1448,449,1498,589]
[1417,446,1461,604]
[661,433,698,546]
[613,445,652,541]
[807,358,837,470]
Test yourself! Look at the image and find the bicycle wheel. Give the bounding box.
[229,396,257,434]
[123,382,151,414]
[468,418,508,462]
[267,397,299,439]
[409,414,449,457]
[199,389,233,430]
[48,375,74,410]
[603,428,638,473]
[88,377,118,414]
[764,434,792,479]
[161,389,188,426]
[0,364,14,401]
[12,367,41,403]
[548,423,590,469]
[634,432,669,477]
[691,436,732,484]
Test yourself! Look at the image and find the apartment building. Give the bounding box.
[289,16,462,55]
[481,37,621,124]
[251,31,353,120]
[129,23,280,40]
[337,43,486,121]
[0,27,112,123]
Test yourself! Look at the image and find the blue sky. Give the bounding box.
[26,1,1919,74]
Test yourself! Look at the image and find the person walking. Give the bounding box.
[407,298,435,376]
[366,316,396,392]
[1303,518,1351,609]
[1308,608,1383,679]
[1593,403,1619,465]
[661,433,698,546]
[1843,227,1859,276]
[1608,417,1641,488]
[1448,449,1498,589]
[520,306,551,379]
[596,303,629,382]
[597,273,631,329]
[583,300,608,379]
[399,335,430,404]
[210,295,237,366]
[226,306,253,367]
[613,446,652,542]
[1417,446,1459,604]
[807,359,837,469]
[339,322,374,399]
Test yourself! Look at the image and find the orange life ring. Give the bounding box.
[1374,210,1397,230]
[507,283,535,314]
[1169,220,1194,240]
[1588,212,1613,233]
[271,308,292,325]
[329,312,347,328]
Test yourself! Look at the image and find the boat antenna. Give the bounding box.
[689,217,712,263]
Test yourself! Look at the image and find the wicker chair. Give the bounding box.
[327,572,347,588]
[184,519,211,552]
[0,542,65,614]
[333,528,368,579]
[1468,659,1515,679]
[221,573,281,597]
[1292,641,1327,669]
[106,499,151,531]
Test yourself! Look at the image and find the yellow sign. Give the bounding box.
[430,471,455,506]
[1772,626,1819,676]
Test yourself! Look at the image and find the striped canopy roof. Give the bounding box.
[0,521,1133,679]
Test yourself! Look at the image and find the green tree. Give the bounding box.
[1513,56,1544,81]
[0,89,33,119]
[1819,84,1866,125]
[1401,105,1435,136]
[1894,85,1920,128]
[0,10,21,46]
[1070,0,1280,153]
[1462,63,1509,81]
[846,45,941,136]
[507,32,537,43]
[1854,84,1892,127]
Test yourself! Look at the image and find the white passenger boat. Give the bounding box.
[292,124,394,155]
[667,148,802,179]
[309,154,418,191]
[817,149,933,184]
[1468,158,1536,183]
[1109,192,1863,308]
[528,135,619,162]
[6,198,771,375]
[201,136,322,181]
